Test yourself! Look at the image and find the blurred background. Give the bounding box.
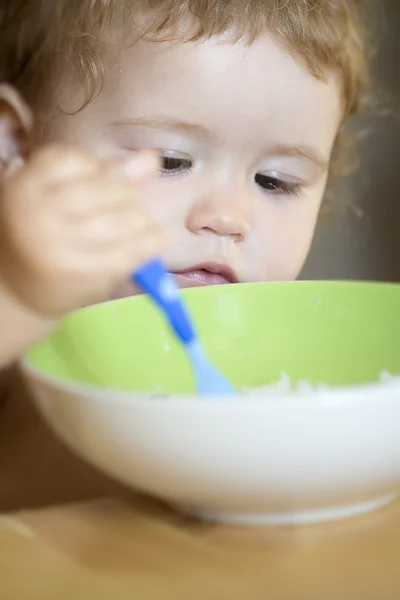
[301,0,400,281]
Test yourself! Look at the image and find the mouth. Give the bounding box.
[172,262,239,288]
[110,262,239,300]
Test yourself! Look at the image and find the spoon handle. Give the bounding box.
[132,258,196,345]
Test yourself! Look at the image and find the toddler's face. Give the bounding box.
[42,34,342,297]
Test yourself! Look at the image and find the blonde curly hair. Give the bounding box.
[0,0,372,183]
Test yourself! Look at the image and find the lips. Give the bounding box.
[172,262,238,288]
[110,262,238,300]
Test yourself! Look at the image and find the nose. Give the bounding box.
[186,188,250,242]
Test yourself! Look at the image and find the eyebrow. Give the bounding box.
[108,117,329,170]
[107,116,214,141]
[269,143,329,171]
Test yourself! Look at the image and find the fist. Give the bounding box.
[0,144,163,316]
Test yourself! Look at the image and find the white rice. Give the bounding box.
[242,372,327,396]
[379,370,395,384]
[242,370,396,396]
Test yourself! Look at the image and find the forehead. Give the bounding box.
[101,35,342,150]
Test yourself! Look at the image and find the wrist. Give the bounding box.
[0,276,56,366]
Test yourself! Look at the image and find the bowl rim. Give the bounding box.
[21,355,400,411]
[21,279,400,410]
[50,279,400,314]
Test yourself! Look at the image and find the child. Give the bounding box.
[0,0,372,506]
[1,0,370,300]
[0,84,165,507]
[0,84,164,367]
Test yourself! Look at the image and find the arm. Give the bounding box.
[0,145,162,368]
[0,279,54,367]
[0,86,162,368]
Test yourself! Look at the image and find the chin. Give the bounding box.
[109,281,142,300]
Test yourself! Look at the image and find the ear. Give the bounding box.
[0,84,32,175]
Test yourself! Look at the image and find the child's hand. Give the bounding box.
[0,144,163,316]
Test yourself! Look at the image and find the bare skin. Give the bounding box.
[0,34,343,509]
[0,85,163,367]
[44,36,342,299]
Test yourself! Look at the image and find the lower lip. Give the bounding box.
[173,270,232,287]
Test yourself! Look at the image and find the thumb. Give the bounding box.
[106,150,160,182]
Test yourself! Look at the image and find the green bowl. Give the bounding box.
[22,281,400,526]
[26,281,400,393]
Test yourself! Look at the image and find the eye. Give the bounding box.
[160,152,193,176]
[255,173,300,196]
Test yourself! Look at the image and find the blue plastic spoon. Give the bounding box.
[132,259,236,396]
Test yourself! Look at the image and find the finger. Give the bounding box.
[72,211,160,250]
[63,226,163,285]
[50,177,143,218]
[105,150,160,182]
[23,144,100,186]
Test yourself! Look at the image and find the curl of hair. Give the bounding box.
[0,0,375,186]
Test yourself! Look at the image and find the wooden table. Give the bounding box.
[1,495,400,599]
[0,371,399,599]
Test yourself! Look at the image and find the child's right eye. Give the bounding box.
[160,153,193,176]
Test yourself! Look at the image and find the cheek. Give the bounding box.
[133,181,187,229]
[247,200,321,281]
